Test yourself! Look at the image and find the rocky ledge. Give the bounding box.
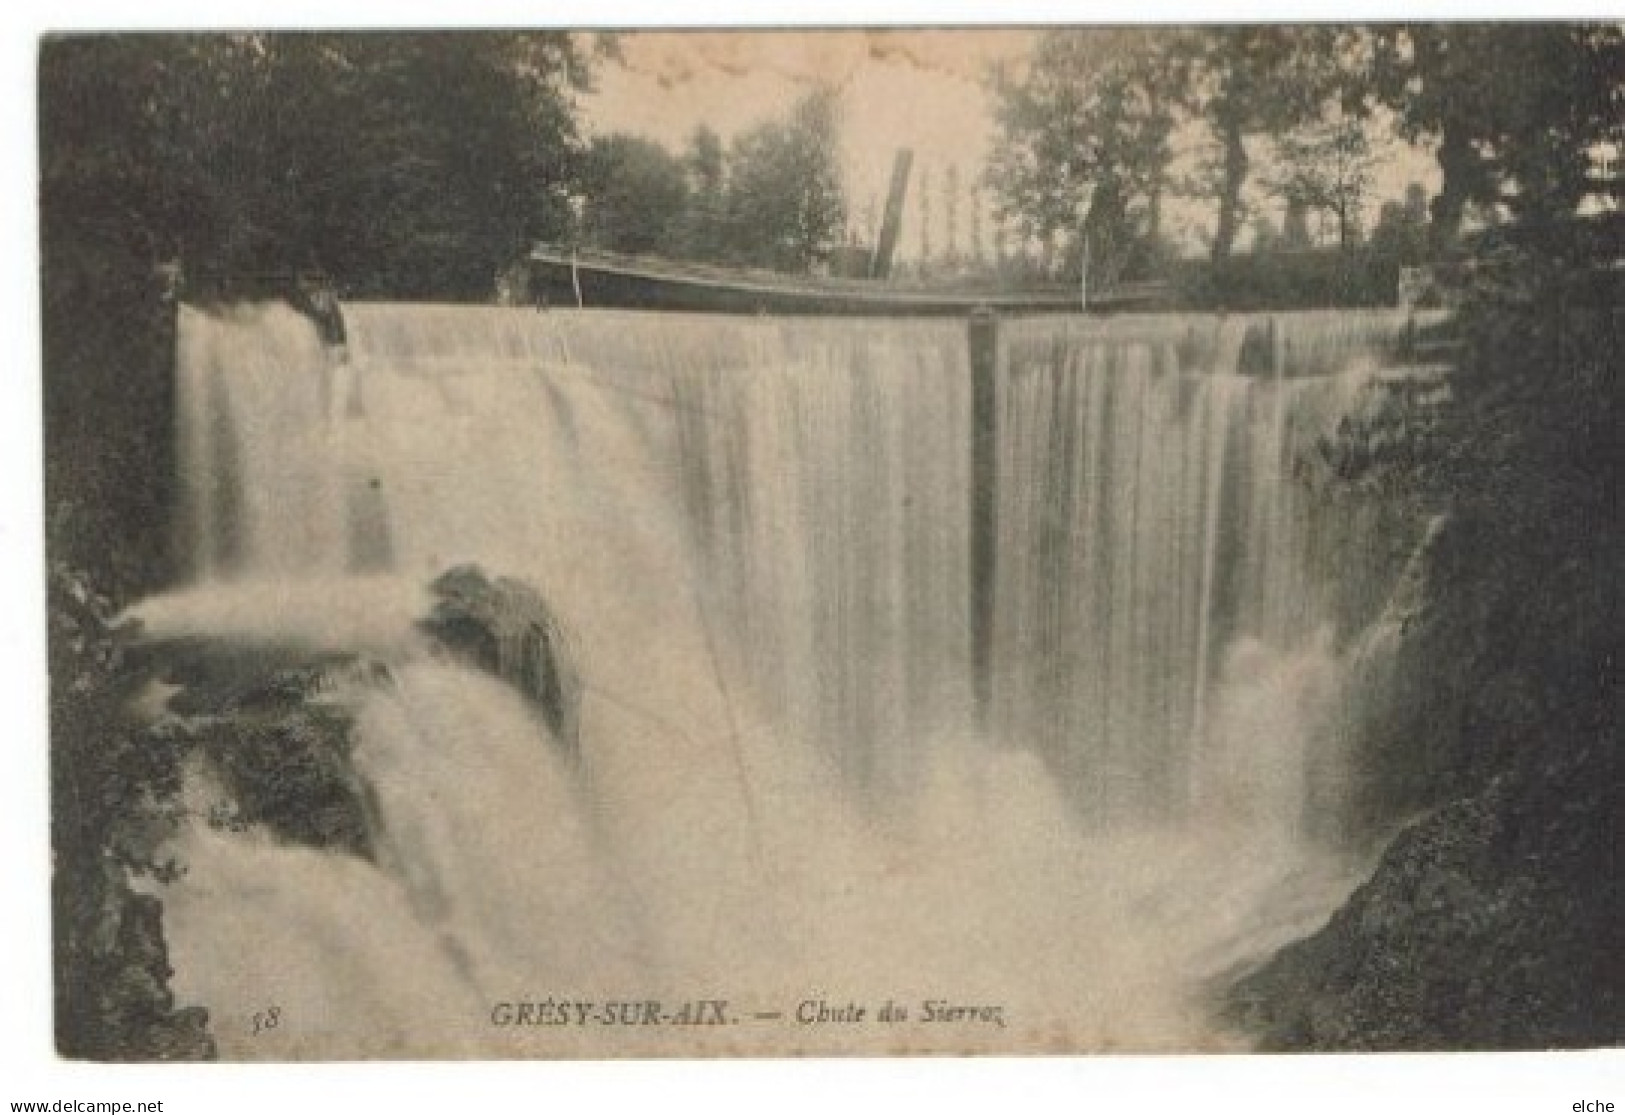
[1226,728,1618,1051]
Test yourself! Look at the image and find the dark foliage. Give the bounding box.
[578,133,694,256]
[1370,24,1624,242]
[40,33,592,299]
[1171,245,1403,309]
[49,564,214,1060]
[991,24,1622,272]
[1228,722,1618,1049]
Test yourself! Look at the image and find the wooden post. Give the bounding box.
[968,306,999,733]
[871,148,914,280]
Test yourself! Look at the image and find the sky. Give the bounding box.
[581,29,1035,260]
[580,29,1440,260]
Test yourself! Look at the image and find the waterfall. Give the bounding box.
[990,313,1409,832]
[137,301,1433,1057]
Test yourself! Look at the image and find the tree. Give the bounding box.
[719,87,847,272]
[1281,197,1314,251]
[1369,183,1432,266]
[1370,24,1624,245]
[1251,209,1283,255]
[987,30,1177,282]
[578,133,691,255]
[42,32,595,299]
[674,125,729,262]
[1267,107,1378,248]
[1166,26,1344,263]
[285,32,592,296]
[990,28,1356,268]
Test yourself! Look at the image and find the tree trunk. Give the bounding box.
[1430,126,1473,250]
[1211,111,1248,264]
[1147,176,1163,247]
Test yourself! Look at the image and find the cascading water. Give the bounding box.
[990,313,1411,832]
[135,300,1434,1057]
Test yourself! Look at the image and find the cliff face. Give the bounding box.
[1227,724,1618,1050]
[50,564,216,1061]
[149,646,387,861]
[1226,295,1622,1052]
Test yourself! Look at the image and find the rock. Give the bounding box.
[58,884,216,1061]
[149,647,390,860]
[1224,732,1620,1050]
[417,564,581,754]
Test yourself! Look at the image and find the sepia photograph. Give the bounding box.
[29,13,1621,1080]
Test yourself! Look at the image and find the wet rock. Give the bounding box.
[157,654,388,860]
[418,564,581,754]
[58,874,216,1062]
[1225,733,1619,1050]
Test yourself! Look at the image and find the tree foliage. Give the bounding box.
[1369,24,1624,243]
[50,562,215,1058]
[570,92,849,274]
[578,132,693,255]
[987,30,1178,283]
[41,32,594,299]
[672,125,730,262]
[1266,107,1378,248]
[990,26,1344,268]
[717,87,847,272]
[992,24,1621,268]
[1165,26,1346,262]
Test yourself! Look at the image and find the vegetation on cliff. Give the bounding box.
[49,565,214,1059]
[1228,236,1622,1049]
